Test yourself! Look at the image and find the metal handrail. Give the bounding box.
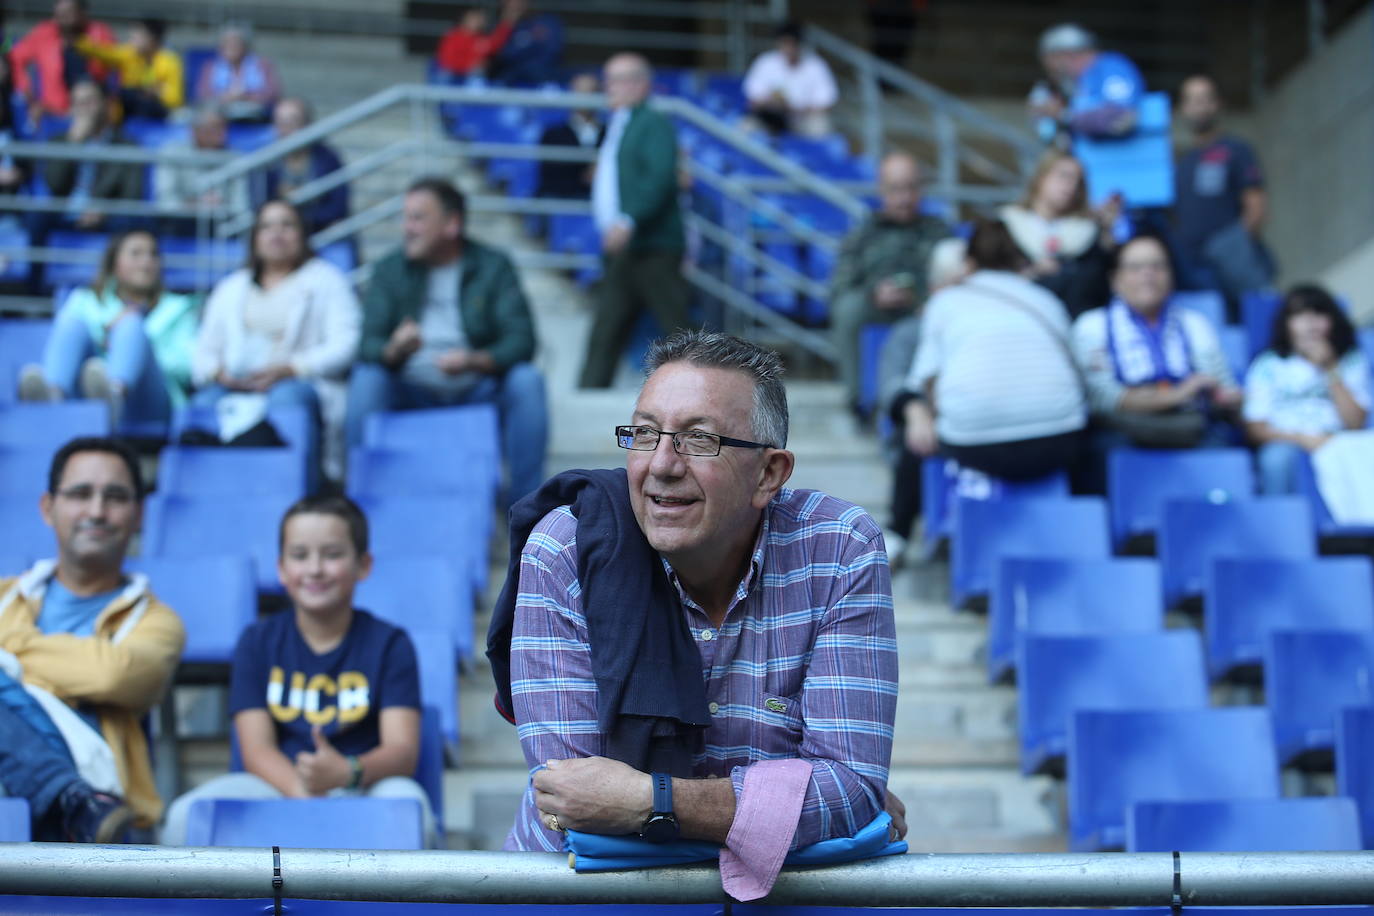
[0,845,1369,906]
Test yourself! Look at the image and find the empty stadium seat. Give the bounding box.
[1018,631,1207,776]
[0,496,55,558]
[0,400,110,452]
[0,797,30,842]
[0,444,55,497]
[1126,797,1362,852]
[1107,448,1254,549]
[1172,290,1227,331]
[1335,706,1374,849]
[157,446,309,501]
[1241,289,1282,360]
[125,555,256,667]
[1159,497,1314,607]
[171,404,320,493]
[141,494,283,592]
[988,557,1163,683]
[362,405,499,463]
[1068,707,1280,851]
[408,627,460,753]
[950,497,1110,608]
[184,797,425,849]
[346,446,497,503]
[921,459,1070,562]
[353,495,493,594]
[1205,557,1374,681]
[41,231,108,290]
[1267,629,1374,767]
[355,556,475,661]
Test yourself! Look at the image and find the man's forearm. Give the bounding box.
[675,776,735,844]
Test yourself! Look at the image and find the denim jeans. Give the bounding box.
[344,361,548,504]
[0,669,79,828]
[42,307,172,429]
[1257,440,1305,495]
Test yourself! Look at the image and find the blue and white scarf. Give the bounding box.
[1105,296,1194,386]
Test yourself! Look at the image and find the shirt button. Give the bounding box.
[708,702,720,715]
[700,629,715,641]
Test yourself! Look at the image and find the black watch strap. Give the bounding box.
[652,772,673,815]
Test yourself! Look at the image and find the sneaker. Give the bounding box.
[17,364,59,402]
[57,781,135,844]
[882,528,910,570]
[79,357,124,429]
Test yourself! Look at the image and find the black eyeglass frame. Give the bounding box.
[614,424,774,457]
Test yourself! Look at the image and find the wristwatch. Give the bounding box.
[641,772,680,843]
[345,755,364,790]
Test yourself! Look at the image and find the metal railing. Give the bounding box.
[0,845,1370,906]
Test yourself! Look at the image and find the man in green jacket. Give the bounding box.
[579,52,690,388]
[345,176,548,501]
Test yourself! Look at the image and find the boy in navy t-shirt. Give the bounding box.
[161,495,433,845]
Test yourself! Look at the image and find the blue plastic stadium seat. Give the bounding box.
[41,231,109,291]
[1068,707,1280,851]
[1159,497,1314,607]
[1241,289,1282,360]
[225,123,277,153]
[0,444,56,497]
[921,460,1070,562]
[317,240,357,275]
[185,797,425,849]
[856,323,893,419]
[1018,631,1207,776]
[1220,325,1251,381]
[1360,327,1374,371]
[141,494,284,592]
[756,242,801,317]
[125,555,256,667]
[407,627,460,753]
[171,404,319,485]
[157,446,308,501]
[355,556,475,662]
[0,554,31,576]
[1126,797,1362,852]
[1170,290,1226,331]
[1267,629,1374,767]
[353,495,492,594]
[0,224,32,284]
[346,446,497,503]
[547,213,599,256]
[0,496,55,558]
[1295,450,1374,539]
[159,237,246,292]
[988,557,1163,683]
[950,497,1110,608]
[0,797,31,842]
[0,319,51,404]
[0,401,110,451]
[1336,706,1374,849]
[122,117,188,149]
[362,405,499,459]
[1072,92,1175,208]
[1107,448,1254,549]
[1205,557,1374,681]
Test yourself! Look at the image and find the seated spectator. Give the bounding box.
[0,54,29,198]
[254,97,348,234]
[195,23,281,123]
[436,0,522,79]
[345,177,547,503]
[191,199,361,478]
[17,230,197,431]
[1173,74,1273,305]
[161,495,434,846]
[1000,150,1116,319]
[535,73,600,201]
[1072,234,1242,488]
[0,437,186,841]
[488,0,565,87]
[881,236,969,564]
[1028,23,1143,145]
[155,105,248,234]
[742,21,838,138]
[40,79,144,232]
[10,0,115,125]
[75,18,183,121]
[829,150,949,419]
[906,219,1087,480]
[1244,285,1370,494]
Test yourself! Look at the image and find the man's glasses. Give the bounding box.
[55,485,135,505]
[615,425,772,458]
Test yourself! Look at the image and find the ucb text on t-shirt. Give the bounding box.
[229,608,420,760]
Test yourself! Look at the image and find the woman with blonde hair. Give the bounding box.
[999,150,1116,318]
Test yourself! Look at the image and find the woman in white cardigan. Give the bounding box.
[192,199,360,475]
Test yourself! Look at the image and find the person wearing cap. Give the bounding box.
[1029,23,1144,145]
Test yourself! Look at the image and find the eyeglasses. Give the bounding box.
[615,425,772,457]
[55,485,135,505]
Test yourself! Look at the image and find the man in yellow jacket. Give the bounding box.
[76,19,185,120]
[0,437,185,841]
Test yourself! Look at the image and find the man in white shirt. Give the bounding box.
[742,21,838,138]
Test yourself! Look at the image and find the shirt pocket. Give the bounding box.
[753,692,804,757]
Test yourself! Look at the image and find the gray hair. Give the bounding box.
[1038,23,1096,56]
[643,330,789,449]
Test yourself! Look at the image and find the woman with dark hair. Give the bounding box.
[18,229,197,431]
[1243,284,1369,494]
[192,199,360,473]
[904,219,1087,480]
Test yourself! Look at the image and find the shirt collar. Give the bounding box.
[660,502,773,616]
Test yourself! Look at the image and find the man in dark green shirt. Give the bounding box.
[345,177,547,502]
[829,151,948,418]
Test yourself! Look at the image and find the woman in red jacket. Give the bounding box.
[436,0,524,77]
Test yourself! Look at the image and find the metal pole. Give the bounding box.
[858,58,884,158]
[933,108,959,205]
[1,846,1372,906]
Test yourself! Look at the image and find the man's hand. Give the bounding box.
[904,400,938,457]
[383,318,422,367]
[885,789,908,842]
[602,222,633,256]
[533,756,652,835]
[295,726,350,796]
[244,363,295,392]
[872,278,915,311]
[434,348,474,375]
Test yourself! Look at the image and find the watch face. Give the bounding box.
[642,813,680,843]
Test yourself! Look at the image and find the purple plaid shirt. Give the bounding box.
[504,487,898,852]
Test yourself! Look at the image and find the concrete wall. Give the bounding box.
[1256,5,1374,297]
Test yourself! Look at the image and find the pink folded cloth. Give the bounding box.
[718,758,813,901]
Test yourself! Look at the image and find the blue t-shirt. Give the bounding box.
[37,579,125,637]
[228,609,420,760]
[1071,51,1144,135]
[1173,135,1265,258]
